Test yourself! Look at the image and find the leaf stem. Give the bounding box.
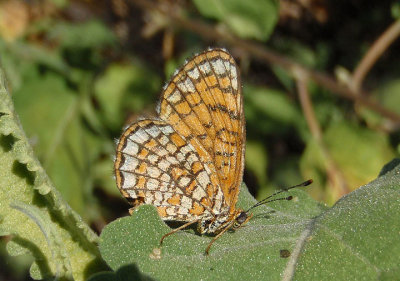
[351,19,400,93]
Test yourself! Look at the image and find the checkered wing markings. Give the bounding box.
[115,119,216,221]
[159,89,224,203]
[159,49,245,213]
[138,120,218,212]
[204,50,244,210]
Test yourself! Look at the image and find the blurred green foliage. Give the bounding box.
[193,0,279,40]
[0,0,399,279]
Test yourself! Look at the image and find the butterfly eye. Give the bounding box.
[233,212,248,228]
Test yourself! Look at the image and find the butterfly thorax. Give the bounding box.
[198,208,252,234]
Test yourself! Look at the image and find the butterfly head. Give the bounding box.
[232,210,253,229]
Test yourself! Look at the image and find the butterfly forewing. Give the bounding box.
[159,49,245,216]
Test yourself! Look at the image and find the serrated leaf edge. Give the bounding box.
[0,65,102,279]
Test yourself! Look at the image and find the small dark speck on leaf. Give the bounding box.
[280,249,291,258]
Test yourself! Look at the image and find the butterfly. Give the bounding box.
[114,48,312,254]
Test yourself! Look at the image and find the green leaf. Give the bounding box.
[100,159,400,280]
[48,0,68,8]
[94,63,160,130]
[0,66,107,280]
[293,159,400,280]
[12,70,100,215]
[272,39,318,68]
[391,4,400,19]
[9,201,74,279]
[244,85,302,135]
[192,0,279,41]
[245,140,268,185]
[92,155,121,197]
[48,20,115,49]
[0,39,68,91]
[301,121,394,197]
[99,183,324,280]
[88,264,153,281]
[360,79,400,127]
[325,123,394,186]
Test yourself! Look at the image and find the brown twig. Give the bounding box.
[131,0,400,125]
[294,69,349,197]
[351,19,400,93]
[294,70,322,142]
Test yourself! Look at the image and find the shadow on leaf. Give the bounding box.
[88,263,155,281]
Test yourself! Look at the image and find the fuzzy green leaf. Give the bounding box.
[293,159,400,280]
[0,66,108,280]
[99,183,324,280]
[99,159,400,280]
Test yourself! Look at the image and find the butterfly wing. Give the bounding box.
[158,49,245,215]
[115,119,218,221]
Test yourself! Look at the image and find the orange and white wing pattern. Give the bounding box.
[115,119,216,221]
[158,49,245,215]
[114,48,245,228]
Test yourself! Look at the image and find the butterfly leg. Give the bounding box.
[205,222,235,255]
[160,219,200,246]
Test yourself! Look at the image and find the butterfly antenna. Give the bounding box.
[246,179,313,213]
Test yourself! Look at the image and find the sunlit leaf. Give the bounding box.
[0,66,107,280]
[100,182,324,281]
[100,160,400,280]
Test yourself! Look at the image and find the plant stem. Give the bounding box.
[351,19,400,92]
